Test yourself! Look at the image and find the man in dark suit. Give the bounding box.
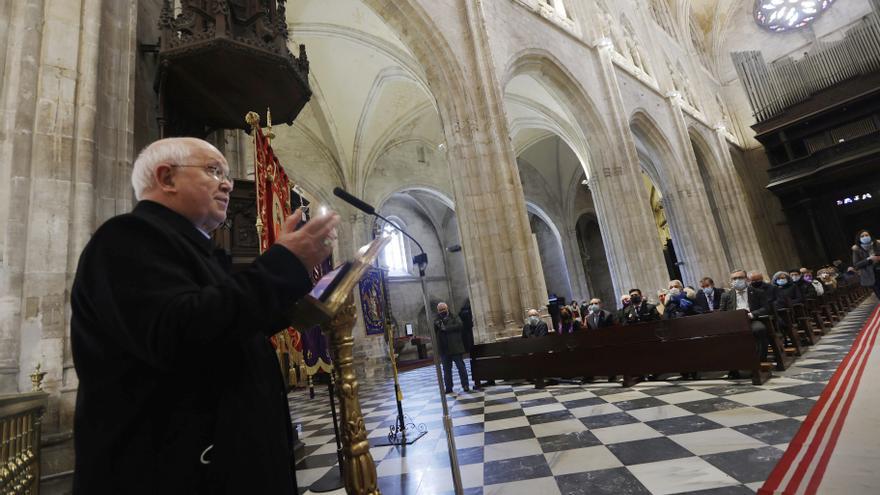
[621,289,661,324]
[522,308,550,337]
[435,302,470,393]
[585,298,615,329]
[720,269,771,367]
[71,137,340,494]
[695,277,724,313]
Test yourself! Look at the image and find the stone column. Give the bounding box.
[564,227,590,299]
[435,1,549,344]
[0,0,46,394]
[581,40,668,301]
[713,125,768,276]
[663,94,729,284]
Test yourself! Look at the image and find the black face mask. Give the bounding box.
[630,295,642,304]
[751,281,763,288]
[439,311,449,318]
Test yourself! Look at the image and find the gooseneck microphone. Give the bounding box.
[332,187,427,272]
[333,187,375,215]
[332,187,463,490]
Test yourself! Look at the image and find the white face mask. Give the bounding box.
[528,316,539,325]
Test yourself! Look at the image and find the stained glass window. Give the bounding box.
[755,0,836,32]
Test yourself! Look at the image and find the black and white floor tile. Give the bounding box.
[289,299,876,495]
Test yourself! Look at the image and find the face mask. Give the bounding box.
[630,295,642,304]
[622,300,631,307]
[776,278,788,286]
[589,304,600,313]
[804,275,813,282]
[750,280,763,288]
[861,235,872,245]
[732,279,747,291]
[668,288,681,297]
[528,316,539,325]
[702,287,713,295]
[792,275,801,282]
[439,310,449,318]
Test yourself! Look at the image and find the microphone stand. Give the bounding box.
[373,212,464,495]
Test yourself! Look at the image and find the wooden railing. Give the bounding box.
[0,392,48,495]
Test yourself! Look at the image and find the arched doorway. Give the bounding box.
[526,204,573,300]
[575,214,615,305]
[376,189,465,338]
[642,174,682,282]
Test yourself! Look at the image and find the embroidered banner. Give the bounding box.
[359,267,386,336]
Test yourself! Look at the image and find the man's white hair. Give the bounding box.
[131,138,220,200]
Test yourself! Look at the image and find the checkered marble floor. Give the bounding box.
[289,299,877,495]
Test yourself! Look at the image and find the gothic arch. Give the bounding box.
[502,49,615,180]
[688,127,735,270]
[628,109,679,196]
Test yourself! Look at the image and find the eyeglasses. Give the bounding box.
[172,164,232,184]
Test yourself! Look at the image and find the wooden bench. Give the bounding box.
[470,310,771,388]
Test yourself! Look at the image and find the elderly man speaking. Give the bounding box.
[70,138,340,494]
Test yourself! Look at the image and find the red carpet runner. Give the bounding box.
[760,303,880,495]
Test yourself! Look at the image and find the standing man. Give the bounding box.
[71,138,340,494]
[522,308,550,338]
[621,289,661,324]
[695,277,725,313]
[585,299,615,329]
[435,302,470,393]
[458,298,475,354]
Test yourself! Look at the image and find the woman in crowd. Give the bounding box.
[557,307,582,334]
[772,271,802,309]
[853,229,880,299]
[817,267,838,293]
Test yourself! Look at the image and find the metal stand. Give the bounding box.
[372,300,428,446]
[371,382,428,447]
[415,254,464,494]
[309,373,345,493]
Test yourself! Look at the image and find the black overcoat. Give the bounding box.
[71,200,312,494]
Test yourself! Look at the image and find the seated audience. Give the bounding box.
[557,307,582,334]
[579,299,590,324]
[663,287,701,319]
[800,268,824,297]
[773,271,803,309]
[817,267,838,292]
[656,288,668,316]
[791,268,817,299]
[621,289,661,324]
[585,298,615,329]
[616,294,631,322]
[695,277,724,312]
[749,271,777,307]
[720,269,771,370]
[568,300,581,320]
[522,309,549,338]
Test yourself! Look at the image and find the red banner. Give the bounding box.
[254,125,293,253]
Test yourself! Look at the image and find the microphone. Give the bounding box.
[331,186,429,275]
[333,187,375,215]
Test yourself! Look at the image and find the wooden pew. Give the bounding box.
[470,310,771,388]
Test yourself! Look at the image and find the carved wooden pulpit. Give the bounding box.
[156,0,311,136]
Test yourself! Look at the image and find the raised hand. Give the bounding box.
[275,208,340,270]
